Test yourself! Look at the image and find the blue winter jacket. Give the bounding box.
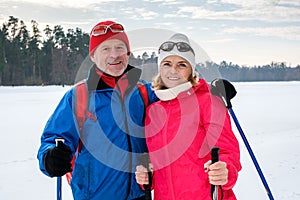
[37,65,157,200]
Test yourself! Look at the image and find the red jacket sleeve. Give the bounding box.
[200,93,242,190]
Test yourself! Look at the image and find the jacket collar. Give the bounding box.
[154,79,210,101]
[154,82,192,101]
[86,64,142,91]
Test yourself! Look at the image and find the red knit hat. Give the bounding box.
[89,20,130,56]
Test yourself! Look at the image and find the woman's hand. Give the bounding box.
[204,160,228,186]
[135,164,153,185]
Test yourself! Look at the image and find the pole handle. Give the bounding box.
[211,147,220,200]
[55,138,64,200]
[55,138,65,147]
[211,147,220,164]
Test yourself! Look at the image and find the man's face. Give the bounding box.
[90,39,129,77]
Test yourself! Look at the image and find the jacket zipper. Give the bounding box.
[164,101,176,199]
[119,88,133,200]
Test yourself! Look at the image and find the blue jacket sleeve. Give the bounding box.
[37,87,80,177]
[144,82,159,105]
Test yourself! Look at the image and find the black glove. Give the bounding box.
[44,141,72,177]
[211,78,237,108]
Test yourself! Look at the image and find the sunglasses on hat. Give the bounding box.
[159,41,195,55]
[91,23,124,36]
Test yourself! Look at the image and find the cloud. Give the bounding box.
[204,38,237,44]
[143,0,183,5]
[121,7,159,20]
[153,22,175,27]
[5,0,125,8]
[219,0,281,8]
[176,3,300,22]
[223,26,300,40]
[220,0,300,8]
[280,0,300,7]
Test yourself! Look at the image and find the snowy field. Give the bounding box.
[0,81,299,200]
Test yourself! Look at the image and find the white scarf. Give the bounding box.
[154,82,192,101]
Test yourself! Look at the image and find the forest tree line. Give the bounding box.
[0,16,299,86]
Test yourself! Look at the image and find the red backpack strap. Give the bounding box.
[74,80,97,151]
[66,81,88,185]
[75,81,88,134]
[137,83,149,107]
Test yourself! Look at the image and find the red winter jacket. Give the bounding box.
[145,79,241,200]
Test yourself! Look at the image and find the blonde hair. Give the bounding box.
[152,72,199,90]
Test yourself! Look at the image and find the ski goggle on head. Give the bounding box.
[158,41,195,55]
[91,24,124,36]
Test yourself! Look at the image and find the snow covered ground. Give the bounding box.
[0,81,299,200]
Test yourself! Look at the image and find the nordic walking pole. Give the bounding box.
[139,153,152,200]
[210,79,275,200]
[55,138,65,200]
[211,147,220,200]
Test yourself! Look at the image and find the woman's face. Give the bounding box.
[160,55,192,88]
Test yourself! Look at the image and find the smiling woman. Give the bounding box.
[135,33,242,200]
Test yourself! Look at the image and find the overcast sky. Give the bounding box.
[0,0,299,66]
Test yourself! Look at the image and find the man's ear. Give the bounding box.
[90,54,95,62]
